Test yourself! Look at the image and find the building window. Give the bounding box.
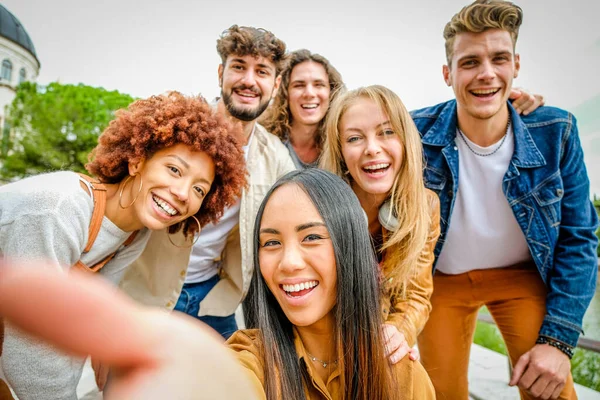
[19,68,26,84]
[1,59,12,81]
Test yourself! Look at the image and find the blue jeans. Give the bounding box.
[174,274,238,340]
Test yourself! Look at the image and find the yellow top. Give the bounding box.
[227,328,435,400]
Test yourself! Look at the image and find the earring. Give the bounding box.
[119,173,143,209]
[167,215,202,248]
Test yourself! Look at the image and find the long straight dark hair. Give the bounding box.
[244,168,396,399]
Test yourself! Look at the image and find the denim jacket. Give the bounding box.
[411,100,598,347]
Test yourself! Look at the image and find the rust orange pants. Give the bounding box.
[417,263,576,400]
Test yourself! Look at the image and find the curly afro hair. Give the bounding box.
[87,92,247,236]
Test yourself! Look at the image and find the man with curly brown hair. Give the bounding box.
[171,25,296,339]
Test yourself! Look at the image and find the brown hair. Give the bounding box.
[444,0,523,65]
[260,49,345,147]
[87,92,247,236]
[216,25,287,74]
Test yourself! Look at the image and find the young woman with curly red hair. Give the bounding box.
[0,91,247,400]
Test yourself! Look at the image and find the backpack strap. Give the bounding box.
[74,174,138,274]
[0,175,140,370]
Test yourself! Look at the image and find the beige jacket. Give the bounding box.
[120,123,296,316]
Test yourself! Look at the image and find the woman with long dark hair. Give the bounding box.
[229,168,434,399]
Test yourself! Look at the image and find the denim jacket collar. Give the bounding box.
[421,100,546,169]
[508,104,546,169]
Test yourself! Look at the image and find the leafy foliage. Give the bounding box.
[474,310,600,391]
[1,82,134,179]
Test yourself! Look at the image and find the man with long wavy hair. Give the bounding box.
[412,1,598,399]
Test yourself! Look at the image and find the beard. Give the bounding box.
[221,85,271,122]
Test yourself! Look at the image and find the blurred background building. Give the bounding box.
[0,4,39,139]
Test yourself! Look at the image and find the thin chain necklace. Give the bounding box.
[458,119,511,157]
[306,351,338,368]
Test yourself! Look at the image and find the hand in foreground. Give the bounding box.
[509,343,571,400]
[91,357,109,392]
[382,323,419,364]
[0,264,259,400]
[509,87,545,115]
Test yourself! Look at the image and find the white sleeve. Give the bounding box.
[1,202,88,399]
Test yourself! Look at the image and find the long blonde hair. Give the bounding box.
[319,85,430,294]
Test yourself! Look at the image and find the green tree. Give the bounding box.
[1,82,134,179]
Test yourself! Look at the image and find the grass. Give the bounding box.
[473,309,600,392]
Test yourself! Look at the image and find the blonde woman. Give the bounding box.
[320,85,440,363]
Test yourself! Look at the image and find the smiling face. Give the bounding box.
[128,143,215,231]
[258,184,337,329]
[218,54,281,122]
[339,97,403,207]
[443,29,520,124]
[288,61,331,129]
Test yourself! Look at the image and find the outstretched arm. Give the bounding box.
[0,264,259,400]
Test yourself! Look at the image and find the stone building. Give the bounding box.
[0,4,39,151]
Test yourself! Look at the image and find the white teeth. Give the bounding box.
[153,195,177,216]
[282,280,318,293]
[364,163,390,170]
[471,88,499,95]
[301,104,318,109]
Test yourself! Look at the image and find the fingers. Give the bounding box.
[513,93,534,115]
[92,359,109,392]
[520,96,542,116]
[535,94,545,107]
[539,381,560,400]
[0,265,160,367]
[509,87,544,115]
[408,347,420,361]
[509,351,530,386]
[381,324,411,364]
[551,381,565,400]
[517,365,539,392]
[511,345,570,399]
[509,87,522,100]
[528,375,553,399]
[390,346,419,364]
[389,344,410,364]
[382,324,403,357]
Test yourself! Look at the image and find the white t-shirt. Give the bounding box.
[435,124,531,275]
[185,134,252,283]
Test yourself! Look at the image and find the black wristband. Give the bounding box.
[535,336,574,359]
